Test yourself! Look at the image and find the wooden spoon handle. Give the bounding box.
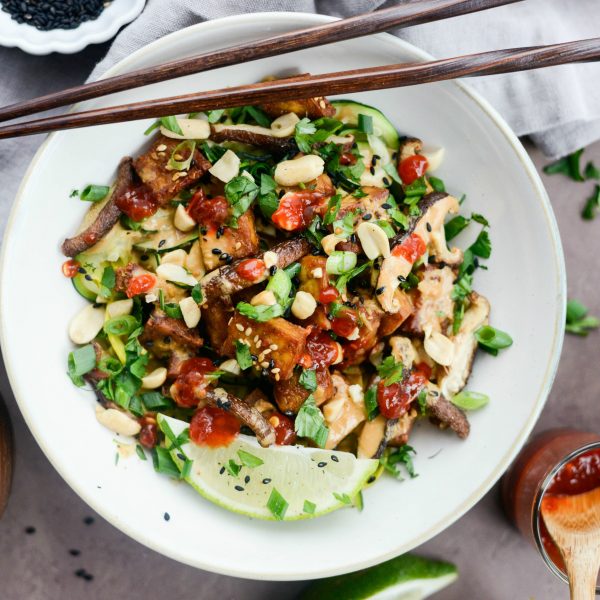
[0,395,13,517]
[563,543,600,600]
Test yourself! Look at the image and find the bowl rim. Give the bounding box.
[0,0,146,55]
[0,11,566,580]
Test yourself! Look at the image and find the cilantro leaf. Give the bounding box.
[377,356,404,386]
[235,340,253,370]
[379,445,417,481]
[236,301,285,322]
[299,368,317,392]
[543,149,584,182]
[295,395,329,448]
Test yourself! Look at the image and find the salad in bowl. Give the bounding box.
[62,91,511,520]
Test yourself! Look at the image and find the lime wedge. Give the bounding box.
[157,414,378,520]
[299,554,458,599]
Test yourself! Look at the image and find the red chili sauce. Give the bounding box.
[271,191,324,232]
[236,258,266,282]
[187,189,229,231]
[190,406,240,448]
[116,183,158,221]
[539,448,600,572]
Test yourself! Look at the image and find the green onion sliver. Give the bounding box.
[358,113,373,134]
[326,251,357,275]
[80,185,109,202]
[474,325,513,351]
[103,315,139,337]
[168,140,196,171]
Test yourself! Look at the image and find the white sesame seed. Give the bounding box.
[271,368,280,374]
[256,340,262,348]
[253,335,259,343]
[156,144,167,151]
[270,344,278,351]
[275,373,280,381]
[261,361,270,369]
[262,348,272,355]
[258,352,265,362]
[245,327,252,336]
[236,324,244,332]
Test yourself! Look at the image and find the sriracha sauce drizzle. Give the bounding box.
[398,154,429,184]
[190,406,240,447]
[116,183,158,221]
[236,258,266,282]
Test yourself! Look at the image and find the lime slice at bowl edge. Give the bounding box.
[157,414,378,520]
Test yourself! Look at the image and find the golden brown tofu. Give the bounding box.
[133,134,211,205]
[203,296,234,351]
[199,210,259,270]
[223,313,309,381]
[273,367,333,414]
[378,291,415,337]
[298,255,329,302]
[259,97,335,120]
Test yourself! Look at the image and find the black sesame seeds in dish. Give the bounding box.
[1,0,110,31]
[61,89,513,520]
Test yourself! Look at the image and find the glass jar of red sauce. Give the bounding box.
[502,429,600,592]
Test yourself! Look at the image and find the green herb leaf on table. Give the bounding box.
[582,184,600,220]
[566,299,600,336]
[543,148,584,182]
[585,161,600,180]
[295,395,329,448]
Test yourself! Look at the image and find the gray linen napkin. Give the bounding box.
[91,0,600,159]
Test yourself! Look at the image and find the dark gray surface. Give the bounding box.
[0,43,598,600]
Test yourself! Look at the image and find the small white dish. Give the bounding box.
[0,12,565,581]
[0,0,146,55]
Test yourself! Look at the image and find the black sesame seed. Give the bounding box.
[219,466,226,475]
[200,226,208,235]
[211,248,222,255]
[370,156,377,167]
[1,0,108,31]
[83,517,94,525]
[24,526,35,535]
[77,267,86,274]
[269,265,277,276]
[244,475,250,484]
[278,189,286,199]
[216,226,225,238]
[262,478,272,484]
[382,203,392,209]
[373,154,381,160]
[362,213,372,221]
[216,399,231,411]
[426,222,432,232]
[269,358,275,369]
[234,485,245,492]
[69,549,81,557]
[83,573,94,582]
[84,274,92,281]
[349,233,357,243]
[219,252,231,262]
[158,239,166,248]
[318,461,327,468]
[376,286,385,295]
[398,275,407,283]
[369,166,375,175]
[163,512,170,521]
[382,177,391,186]
[367,475,376,484]
[177,453,185,461]
[251,354,258,362]
[331,455,339,462]
[140,254,149,261]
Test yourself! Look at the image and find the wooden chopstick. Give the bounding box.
[0,38,598,141]
[0,0,522,123]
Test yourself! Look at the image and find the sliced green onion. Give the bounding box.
[80,185,109,203]
[237,449,264,468]
[245,105,271,127]
[168,140,196,171]
[236,301,285,322]
[206,109,225,123]
[326,251,357,275]
[428,176,446,193]
[375,220,395,238]
[103,315,139,336]
[267,488,289,520]
[474,325,513,355]
[152,447,180,478]
[357,113,373,134]
[67,344,96,387]
[141,391,174,411]
[303,500,316,514]
[404,177,427,198]
[450,391,489,411]
[266,268,292,303]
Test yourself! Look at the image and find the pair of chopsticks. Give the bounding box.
[0,0,598,140]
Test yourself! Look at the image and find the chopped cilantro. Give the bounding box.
[295,395,329,448]
[363,385,379,421]
[377,356,404,385]
[235,340,253,370]
[543,148,584,181]
[299,368,317,392]
[380,445,417,481]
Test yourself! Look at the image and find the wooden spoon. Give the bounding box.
[0,394,13,517]
[541,487,600,600]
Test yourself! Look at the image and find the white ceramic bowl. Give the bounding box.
[0,0,145,55]
[0,13,565,581]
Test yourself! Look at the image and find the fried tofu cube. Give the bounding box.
[200,210,259,271]
[133,134,211,205]
[259,97,335,120]
[339,187,391,223]
[223,313,308,381]
[273,367,333,414]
